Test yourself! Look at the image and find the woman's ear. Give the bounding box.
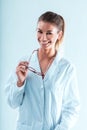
[58,31,63,40]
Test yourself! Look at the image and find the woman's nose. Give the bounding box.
[41,33,47,41]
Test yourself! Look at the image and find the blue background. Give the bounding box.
[0,0,87,130]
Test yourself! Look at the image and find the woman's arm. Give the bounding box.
[5,71,26,108]
[54,65,80,130]
[5,61,29,108]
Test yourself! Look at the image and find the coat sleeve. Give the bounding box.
[5,71,26,109]
[54,65,80,130]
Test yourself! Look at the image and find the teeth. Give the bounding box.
[42,43,48,45]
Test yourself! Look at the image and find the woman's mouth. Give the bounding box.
[42,42,50,47]
[42,41,51,45]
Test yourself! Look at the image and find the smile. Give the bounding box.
[41,41,51,45]
[42,42,51,47]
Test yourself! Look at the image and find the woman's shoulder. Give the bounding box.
[59,57,77,74]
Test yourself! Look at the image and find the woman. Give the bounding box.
[5,11,80,130]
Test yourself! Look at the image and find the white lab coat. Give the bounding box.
[5,49,80,130]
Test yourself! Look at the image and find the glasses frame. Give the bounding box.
[27,49,44,77]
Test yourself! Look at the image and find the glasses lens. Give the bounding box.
[28,66,42,76]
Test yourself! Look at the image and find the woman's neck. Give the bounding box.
[39,48,57,60]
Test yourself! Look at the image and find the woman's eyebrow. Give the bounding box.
[37,28,53,32]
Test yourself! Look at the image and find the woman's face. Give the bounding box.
[37,21,59,50]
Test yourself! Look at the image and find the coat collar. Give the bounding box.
[29,47,64,81]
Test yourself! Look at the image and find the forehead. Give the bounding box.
[37,21,58,31]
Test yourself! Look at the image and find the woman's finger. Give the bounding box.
[16,65,27,72]
[18,61,29,66]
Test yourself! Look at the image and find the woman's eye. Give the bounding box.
[47,32,52,35]
[37,30,42,34]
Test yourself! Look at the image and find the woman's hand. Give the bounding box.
[16,61,29,87]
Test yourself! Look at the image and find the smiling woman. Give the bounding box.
[37,21,59,49]
[5,11,80,130]
[37,11,64,52]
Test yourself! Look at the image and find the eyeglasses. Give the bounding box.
[27,49,44,78]
[27,66,44,77]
